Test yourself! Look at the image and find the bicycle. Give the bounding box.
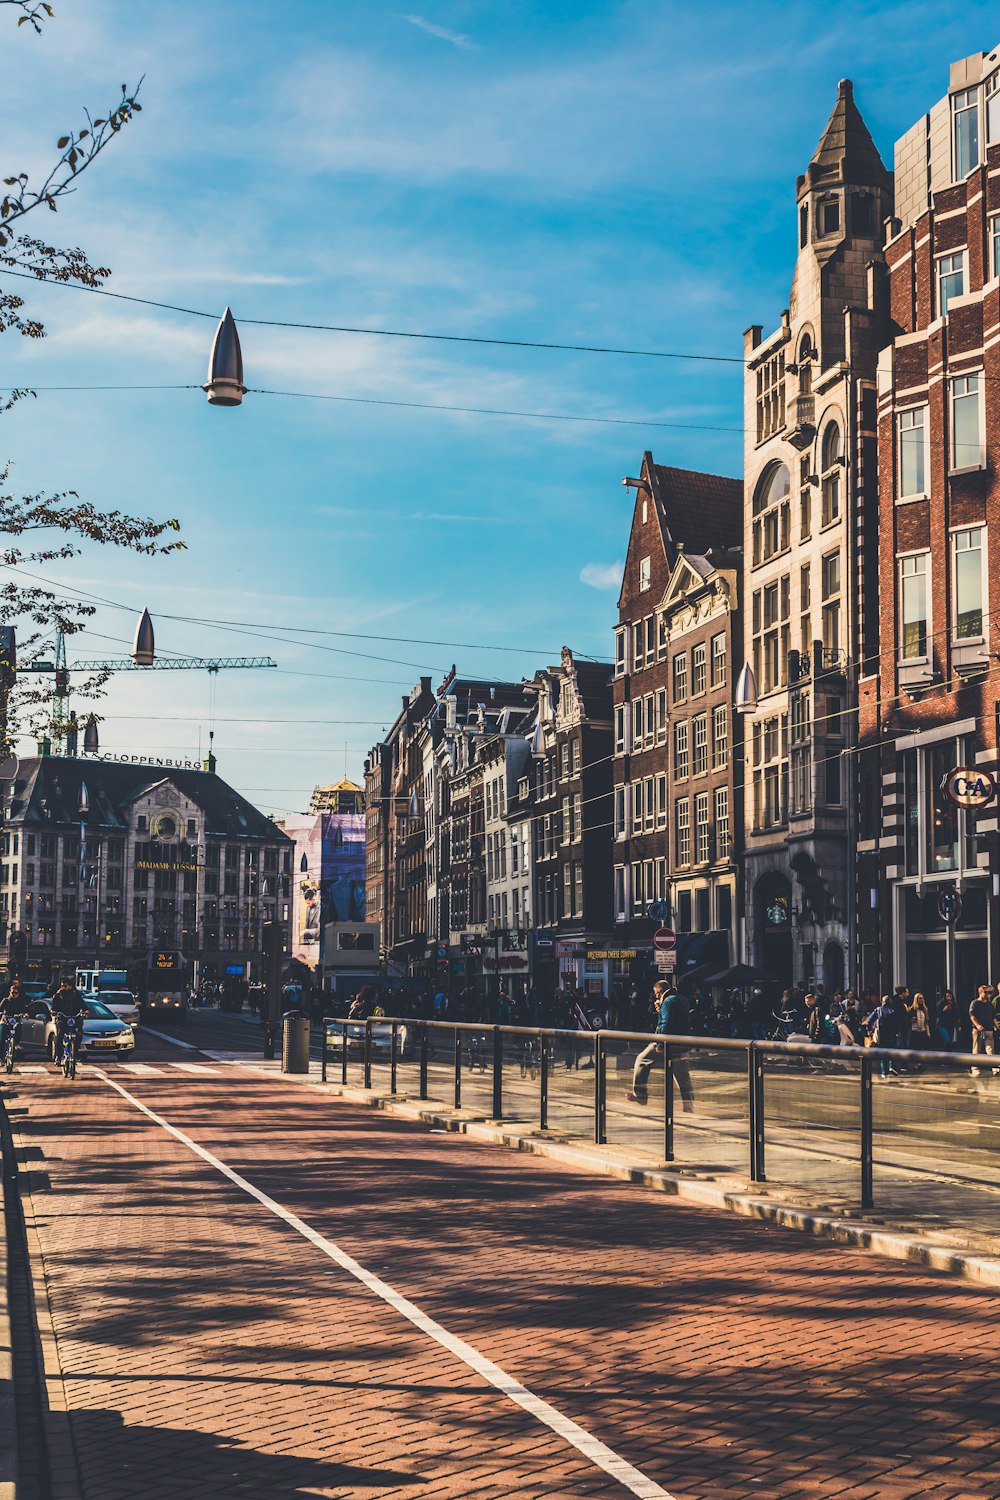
[60,1016,82,1080]
[3,1017,19,1074]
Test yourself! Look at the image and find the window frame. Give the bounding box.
[937,249,967,318]
[896,404,928,501]
[949,370,985,473]
[952,87,980,181]
[639,555,651,592]
[898,550,931,663]
[951,525,986,644]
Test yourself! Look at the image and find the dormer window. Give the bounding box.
[639,556,651,592]
[953,87,980,179]
[819,197,839,236]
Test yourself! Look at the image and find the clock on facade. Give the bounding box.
[152,812,178,842]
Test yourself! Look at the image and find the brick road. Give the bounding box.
[4,1032,1000,1500]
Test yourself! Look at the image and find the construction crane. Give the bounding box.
[21,615,277,754]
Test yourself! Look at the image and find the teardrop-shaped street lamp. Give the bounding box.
[132,608,155,666]
[203,307,247,407]
[77,780,90,816]
[300,852,309,874]
[735,661,759,715]
[83,717,99,756]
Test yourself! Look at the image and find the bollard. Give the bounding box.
[492,1025,503,1120]
[419,1022,429,1100]
[539,1030,548,1130]
[281,1012,310,1074]
[662,1039,674,1162]
[364,1019,373,1090]
[748,1043,766,1183]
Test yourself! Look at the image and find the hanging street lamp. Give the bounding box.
[735,661,759,715]
[203,307,247,407]
[132,608,155,666]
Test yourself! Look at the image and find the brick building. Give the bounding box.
[611,455,742,993]
[742,79,892,992]
[526,648,613,1003]
[857,47,1000,998]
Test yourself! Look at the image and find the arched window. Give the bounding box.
[797,332,814,393]
[821,423,842,526]
[752,463,790,566]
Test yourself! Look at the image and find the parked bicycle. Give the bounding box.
[467,1034,488,1073]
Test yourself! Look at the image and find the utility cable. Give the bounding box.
[0,265,743,364]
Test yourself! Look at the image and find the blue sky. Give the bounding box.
[3,0,998,814]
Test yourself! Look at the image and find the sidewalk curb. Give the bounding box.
[229,1061,1000,1289]
[0,1112,17,1500]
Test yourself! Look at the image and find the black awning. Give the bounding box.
[675,929,730,976]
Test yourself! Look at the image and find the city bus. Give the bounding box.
[131,950,189,1023]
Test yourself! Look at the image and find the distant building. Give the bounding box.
[277,778,366,975]
[0,755,292,984]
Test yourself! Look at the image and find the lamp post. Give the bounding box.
[78,780,102,978]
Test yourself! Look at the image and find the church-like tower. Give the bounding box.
[740,80,892,992]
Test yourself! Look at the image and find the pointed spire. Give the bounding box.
[806,78,889,189]
[132,608,155,666]
[203,307,247,407]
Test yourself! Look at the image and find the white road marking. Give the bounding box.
[95,1070,676,1500]
[141,1027,199,1051]
[118,1063,163,1076]
[168,1062,219,1076]
[16,1065,48,1074]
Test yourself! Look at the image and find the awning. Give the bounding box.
[675,930,730,976]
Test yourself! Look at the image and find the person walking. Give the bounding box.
[868,992,903,1077]
[969,985,997,1077]
[627,981,694,1112]
[908,991,932,1050]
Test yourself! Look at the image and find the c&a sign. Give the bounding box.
[941,766,997,809]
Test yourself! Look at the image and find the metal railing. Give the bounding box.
[321,1018,1000,1215]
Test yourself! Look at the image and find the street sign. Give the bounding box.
[937,889,962,924]
[656,953,676,974]
[653,927,677,952]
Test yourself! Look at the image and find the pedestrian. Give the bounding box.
[868,992,902,1077]
[969,985,997,1077]
[626,981,694,1112]
[937,989,958,1049]
[908,991,932,1050]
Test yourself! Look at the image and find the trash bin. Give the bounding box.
[282,1010,310,1074]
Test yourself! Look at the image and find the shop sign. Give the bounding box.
[937,889,962,924]
[588,949,638,961]
[941,766,997,809]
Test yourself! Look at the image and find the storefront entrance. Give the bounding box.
[754,872,793,987]
[896,881,989,1002]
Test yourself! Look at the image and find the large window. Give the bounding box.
[991,214,1000,281]
[897,406,927,499]
[715,787,731,858]
[950,373,982,469]
[755,352,785,444]
[639,556,651,592]
[675,798,691,867]
[752,574,790,694]
[899,553,929,660]
[694,793,711,864]
[692,643,707,695]
[674,721,689,780]
[953,527,985,640]
[712,704,728,769]
[821,551,841,657]
[953,88,980,179]
[614,629,626,676]
[672,652,687,705]
[752,463,790,566]
[692,714,708,775]
[938,251,966,317]
[820,422,842,526]
[989,72,1000,146]
[753,713,786,830]
[711,632,726,688]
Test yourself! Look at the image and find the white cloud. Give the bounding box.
[579,560,623,592]
[400,13,476,49]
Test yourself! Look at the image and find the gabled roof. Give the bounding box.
[808,79,889,188]
[647,458,743,556]
[5,756,290,842]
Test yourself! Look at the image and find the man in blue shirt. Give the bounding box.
[627,980,694,1111]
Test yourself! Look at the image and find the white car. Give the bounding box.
[95,990,141,1027]
[18,999,135,1060]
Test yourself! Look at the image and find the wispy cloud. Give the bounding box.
[579,561,624,592]
[400,13,476,49]
[320,505,515,526]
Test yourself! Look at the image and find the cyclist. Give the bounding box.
[52,978,86,1067]
[0,981,29,1065]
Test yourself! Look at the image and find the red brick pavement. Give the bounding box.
[6,1044,1000,1500]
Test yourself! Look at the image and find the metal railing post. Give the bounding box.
[860,1052,874,1209]
[748,1042,766,1183]
[364,1018,373,1090]
[321,1020,328,1082]
[662,1039,674,1162]
[492,1025,503,1119]
[454,1029,462,1109]
[341,1020,348,1084]
[595,1032,606,1145]
[390,1022,398,1094]
[419,1022,429,1100]
[539,1030,548,1130]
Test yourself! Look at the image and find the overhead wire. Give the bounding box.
[0,265,743,364]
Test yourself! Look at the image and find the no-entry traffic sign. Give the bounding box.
[653,927,676,952]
